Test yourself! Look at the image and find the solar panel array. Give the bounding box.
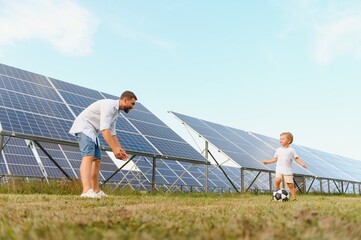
[0,63,217,192]
[171,111,361,189]
[2,62,360,193]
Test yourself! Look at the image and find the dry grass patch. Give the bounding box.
[0,190,361,239]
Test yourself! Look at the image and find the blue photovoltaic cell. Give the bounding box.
[68,105,85,117]
[0,89,73,120]
[35,142,77,178]
[58,90,101,109]
[0,108,74,141]
[0,63,208,185]
[335,156,361,182]
[0,75,62,102]
[301,147,357,182]
[130,120,184,141]
[125,109,165,126]
[50,78,104,99]
[98,131,159,155]
[146,136,206,161]
[8,165,43,177]
[171,112,271,170]
[252,132,352,180]
[0,164,8,175]
[0,64,52,87]
[2,138,43,177]
[114,116,139,134]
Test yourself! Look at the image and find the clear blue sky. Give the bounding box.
[1,0,360,160]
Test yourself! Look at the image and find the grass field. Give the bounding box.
[0,180,361,240]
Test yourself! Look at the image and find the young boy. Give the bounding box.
[262,132,307,201]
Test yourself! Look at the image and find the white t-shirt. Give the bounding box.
[69,99,120,142]
[274,147,299,175]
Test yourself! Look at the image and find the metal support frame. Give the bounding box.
[208,150,239,193]
[328,179,330,193]
[241,168,244,192]
[332,180,341,193]
[307,177,316,193]
[345,182,350,193]
[268,172,272,193]
[100,155,136,186]
[0,135,5,160]
[294,177,303,193]
[320,178,323,193]
[33,140,72,180]
[341,181,344,193]
[152,157,156,192]
[0,130,209,192]
[245,171,261,192]
[204,141,209,193]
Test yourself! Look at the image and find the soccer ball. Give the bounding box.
[272,189,289,202]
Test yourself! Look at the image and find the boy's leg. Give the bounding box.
[80,155,94,193]
[287,183,297,200]
[91,159,101,193]
[274,177,282,190]
[274,172,283,189]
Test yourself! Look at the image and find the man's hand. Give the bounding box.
[113,147,128,160]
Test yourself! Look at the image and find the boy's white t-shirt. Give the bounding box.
[274,147,298,175]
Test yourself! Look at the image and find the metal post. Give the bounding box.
[341,181,344,193]
[303,176,306,193]
[0,135,11,175]
[240,168,244,193]
[152,157,156,192]
[328,179,330,194]
[204,141,209,193]
[0,135,4,156]
[320,179,323,194]
[269,172,272,193]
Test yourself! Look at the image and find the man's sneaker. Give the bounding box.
[96,190,108,197]
[80,189,100,198]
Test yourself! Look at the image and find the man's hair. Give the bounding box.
[280,132,294,144]
[120,91,137,100]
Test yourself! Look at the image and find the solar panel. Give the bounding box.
[171,111,275,171]
[1,138,43,177]
[0,63,207,164]
[170,111,361,191]
[251,132,356,181]
[0,63,208,191]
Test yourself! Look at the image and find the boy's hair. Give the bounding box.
[120,91,137,100]
[280,132,294,144]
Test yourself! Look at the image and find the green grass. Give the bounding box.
[0,180,361,240]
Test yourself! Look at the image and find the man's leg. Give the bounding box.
[80,155,94,193]
[91,159,101,193]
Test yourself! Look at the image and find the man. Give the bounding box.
[69,91,137,198]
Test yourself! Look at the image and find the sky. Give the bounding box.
[0,0,361,160]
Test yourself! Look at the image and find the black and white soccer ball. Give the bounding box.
[272,189,289,202]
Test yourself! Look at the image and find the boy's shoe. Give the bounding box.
[80,189,100,198]
[96,190,108,197]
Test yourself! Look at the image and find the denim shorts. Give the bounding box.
[75,132,101,160]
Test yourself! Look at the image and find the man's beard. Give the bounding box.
[123,108,130,113]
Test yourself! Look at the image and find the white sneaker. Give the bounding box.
[96,190,108,197]
[80,189,100,198]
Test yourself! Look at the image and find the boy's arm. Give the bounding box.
[295,157,307,168]
[262,157,277,165]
